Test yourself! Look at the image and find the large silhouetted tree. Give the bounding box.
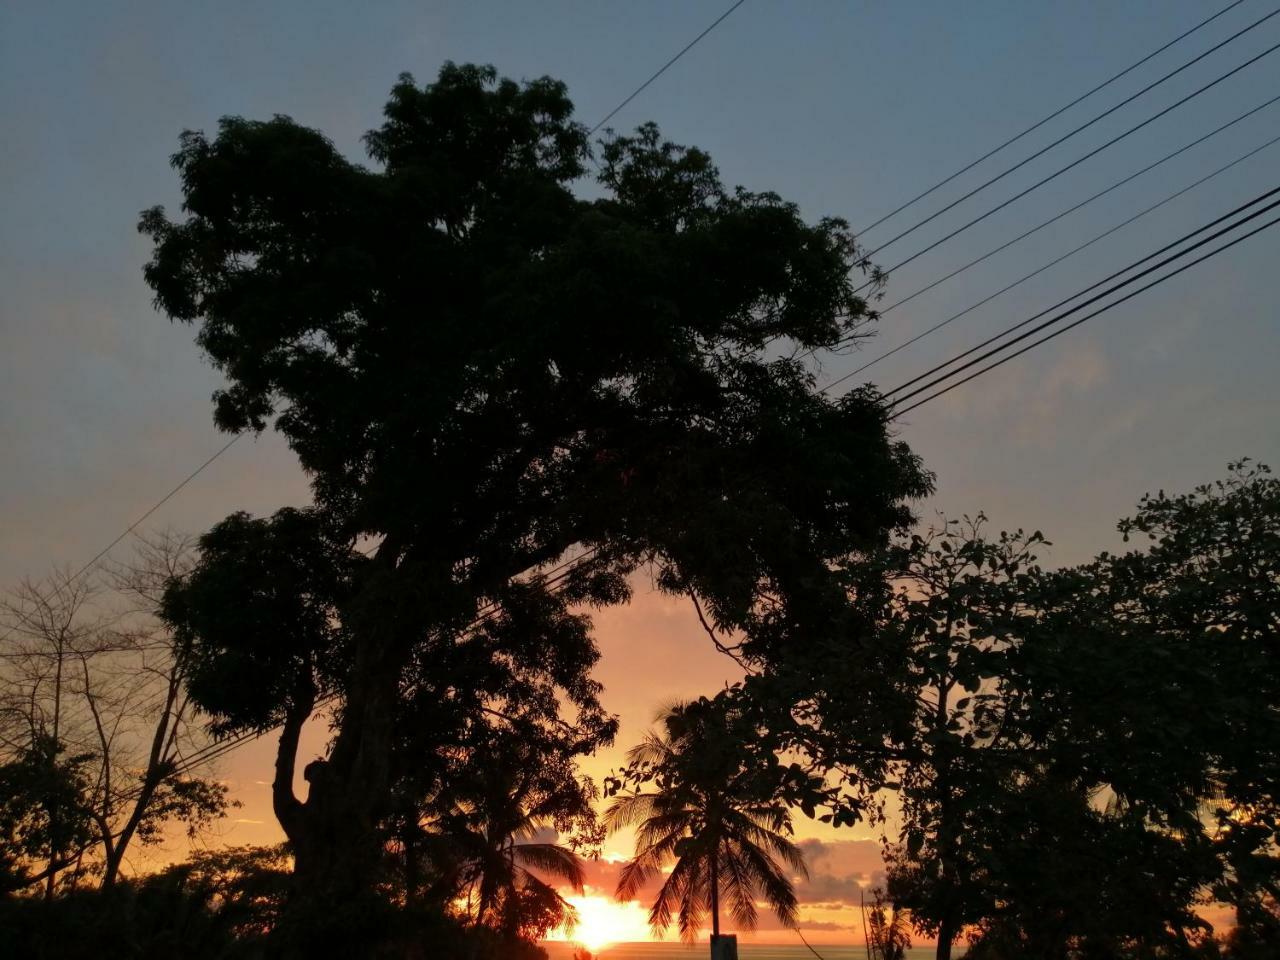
[142,62,929,950]
[606,701,808,943]
[1058,460,1280,949]
[865,518,1050,960]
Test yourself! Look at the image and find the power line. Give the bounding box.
[873,92,1280,321]
[830,124,1280,389]
[166,188,1280,781]
[587,0,749,136]
[864,5,1280,257]
[887,186,1280,408]
[171,189,1280,777]
[65,187,1280,789]
[0,433,241,650]
[854,34,1280,295]
[67,435,242,585]
[893,209,1280,416]
[162,545,599,781]
[150,14,1280,784]
[858,0,1248,235]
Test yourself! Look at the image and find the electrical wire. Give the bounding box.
[858,0,1248,234]
[854,34,1280,294]
[162,188,1280,783]
[67,436,242,585]
[103,13,1280,784]
[162,190,1280,781]
[828,126,1280,389]
[588,0,749,135]
[893,208,1280,416]
[874,92,1280,321]
[864,5,1280,256]
[888,188,1280,408]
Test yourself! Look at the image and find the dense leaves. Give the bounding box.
[409,737,590,941]
[876,463,1280,958]
[141,60,928,944]
[0,736,96,894]
[161,509,353,737]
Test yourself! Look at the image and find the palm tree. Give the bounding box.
[605,704,808,945]
[433,763,586,942]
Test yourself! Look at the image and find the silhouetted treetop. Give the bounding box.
[141,61,925,624]
[141,62,929,949]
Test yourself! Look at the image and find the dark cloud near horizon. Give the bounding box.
[573,837,886,915]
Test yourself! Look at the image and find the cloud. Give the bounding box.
[524,825,559,846]
[1011,340,1109,448]
[571,836,887,913]
[794,838,887,907]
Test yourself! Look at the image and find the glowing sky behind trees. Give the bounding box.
[3,0,1278,944]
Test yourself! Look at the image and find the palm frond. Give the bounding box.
[628,728,678,767]
[650,856,698,939]
[513,842,584,891]
[719,846,760,931]
[674,861,709,944]
[734,836,801,929]
[603,791,662,831]
[730,813,808,877]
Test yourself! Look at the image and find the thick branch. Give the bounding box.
[689,590,755,675]
[273,676,316,843]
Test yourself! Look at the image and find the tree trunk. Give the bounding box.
[270,640,399,957]
[934,671,956,960]
[710,842,720,939]
[102,676,180,890]
[45,630,66,901]
[935,916,955,960]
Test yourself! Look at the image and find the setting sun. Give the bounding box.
[547,893,655,952]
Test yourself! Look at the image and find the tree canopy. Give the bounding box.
[874,464,1280,958]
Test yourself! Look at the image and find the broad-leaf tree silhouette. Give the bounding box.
[142,62,929,949]
[879,465,1280,957]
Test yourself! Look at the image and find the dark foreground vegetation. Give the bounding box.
[2,64,1276,960]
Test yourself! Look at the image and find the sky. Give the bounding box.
[2,0,1278,946]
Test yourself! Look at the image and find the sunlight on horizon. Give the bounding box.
[547,892,656,951]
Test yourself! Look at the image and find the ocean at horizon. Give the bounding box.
[543,944,952,960]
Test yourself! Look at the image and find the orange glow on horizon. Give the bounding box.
[547,892,656,952]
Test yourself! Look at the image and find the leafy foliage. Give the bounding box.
[863,887,911,960]
[869,518,1052,957]
[399,735,592,942]
[160,509,352,738]
[0,736,96,893]
[878,463,1280,957]
[141,60,929,942]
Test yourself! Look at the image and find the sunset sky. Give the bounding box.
[3,0,1279,945]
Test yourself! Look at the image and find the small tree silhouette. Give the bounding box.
[435,764,586,942]
[606,701,807,944]
[862,888,911,960]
